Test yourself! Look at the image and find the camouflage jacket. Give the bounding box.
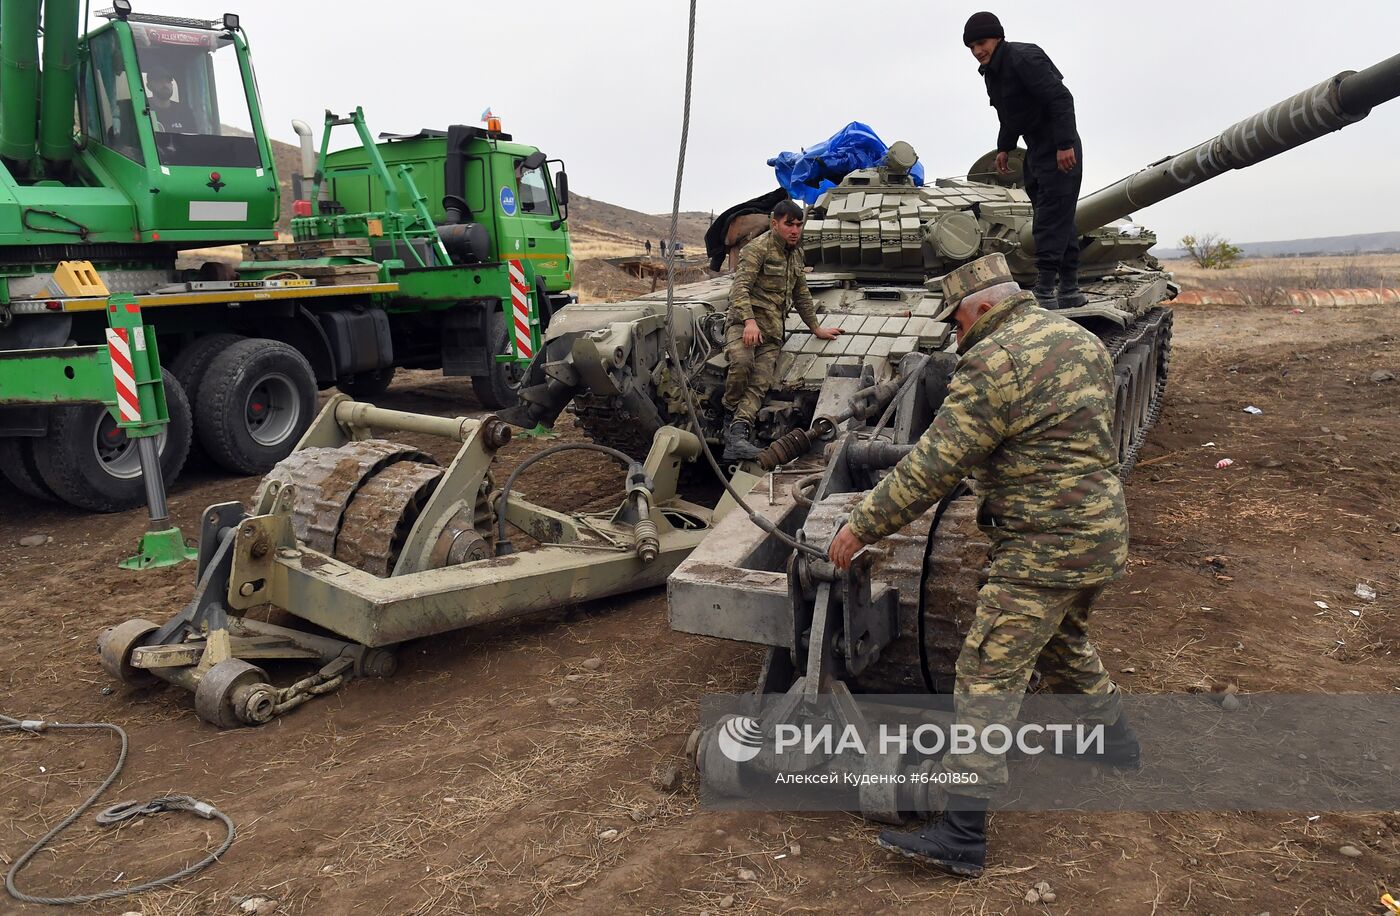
[727,230,818,343]
[846,291,1128,587]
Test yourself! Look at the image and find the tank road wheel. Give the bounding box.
[195,338,316,475]
[195,659,276,728]
[34,369,193,513]
[336,366,396,400]
[0,437,57,502]
[1111,368,1132,466]
[98,618,160,687]
[471,309,522,410]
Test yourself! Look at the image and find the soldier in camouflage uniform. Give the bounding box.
[722,200,845,461]
[828,252,1139,877]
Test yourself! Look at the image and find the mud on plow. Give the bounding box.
[98,396,728,727]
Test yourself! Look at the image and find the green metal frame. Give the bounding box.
[0,291,194,568]
[0,293,169,431]
[300,107,450,268]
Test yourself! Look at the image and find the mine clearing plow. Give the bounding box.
[98,395,730,727]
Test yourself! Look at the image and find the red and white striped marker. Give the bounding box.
[105,327,141,423]
[507,259,534,360]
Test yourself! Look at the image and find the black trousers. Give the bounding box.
[1023,142,1083,283]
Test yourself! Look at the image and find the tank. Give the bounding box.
[503,53,1400,477]
[660,56,1400,789]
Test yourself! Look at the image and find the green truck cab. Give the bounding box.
[322,126,573,317]
[0,4,573,514]
[0,4,280,255]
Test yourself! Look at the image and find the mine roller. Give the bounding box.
[98,396,730,726]
[665,53,1400,821]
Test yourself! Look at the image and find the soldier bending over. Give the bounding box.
[829,253,1139,876]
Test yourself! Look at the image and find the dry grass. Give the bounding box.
[1165,253,1400,301]
[570,237,651,260]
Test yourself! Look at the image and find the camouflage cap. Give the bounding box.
[934,253,1014,320]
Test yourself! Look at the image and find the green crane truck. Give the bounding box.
[0,2,572,513]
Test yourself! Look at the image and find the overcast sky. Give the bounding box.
[210,0,1398,246]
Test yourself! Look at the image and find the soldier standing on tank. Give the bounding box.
[827,253,1139,877]
[645,239,652,256]
[722,200,845,461]
[964,12,1086,310]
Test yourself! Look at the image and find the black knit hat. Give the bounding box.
[963,11,1004,46]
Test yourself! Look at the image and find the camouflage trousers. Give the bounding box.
[942,578,1123,798]
[721,324,780,422]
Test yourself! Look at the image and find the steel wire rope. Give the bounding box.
[1,713,235,906]
[660,0,825,560]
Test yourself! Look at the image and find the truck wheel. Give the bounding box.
[336,367,396,400]
[33,369,193,513]
[172,333,245,462]
[0,437,57,501]
[172,333,246,413]
[470,310,522,410]
[196,338,316,475]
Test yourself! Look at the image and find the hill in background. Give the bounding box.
[1154,230,1400,260]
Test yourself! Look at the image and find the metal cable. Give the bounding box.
[661,0,825,560]
[1,712,235,906]
[495,441,636,545]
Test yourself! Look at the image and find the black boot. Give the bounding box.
[1032,271,1058,310]
[1056,277,1088,309]
[876,795,987,877]
[1066,713,1141,770]
[722,418,761,462]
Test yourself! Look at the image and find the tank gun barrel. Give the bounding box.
[1019,53,1400,249]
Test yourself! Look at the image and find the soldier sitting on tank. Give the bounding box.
[964,11,1086,310]
[828,253,1140,877]
[722,200,844,461]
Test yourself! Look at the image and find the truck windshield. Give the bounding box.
[128,23,260,168]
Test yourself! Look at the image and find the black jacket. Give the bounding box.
[980,40,1078,163]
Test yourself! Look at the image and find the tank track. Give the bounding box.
[1095,307,1173,477]
[260,440,433,557]
[335,461,445,577]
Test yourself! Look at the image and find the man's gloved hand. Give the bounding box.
[828,523,864,571]
[743,319,762,347]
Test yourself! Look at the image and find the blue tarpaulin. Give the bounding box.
[767,122,924,205]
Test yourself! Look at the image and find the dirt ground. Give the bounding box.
[3,295,1399,915]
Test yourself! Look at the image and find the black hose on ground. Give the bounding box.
[1,712,235,906]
